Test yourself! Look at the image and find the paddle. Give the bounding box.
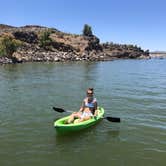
[52,107,121,123]
[104,116,120,122]
[52,107,73,113]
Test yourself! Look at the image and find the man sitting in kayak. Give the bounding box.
[67,88,98,124]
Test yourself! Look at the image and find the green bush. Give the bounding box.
[0,34,22,58]
[0,44,5,57]
[82,24,93,36]
[39,30,52,49]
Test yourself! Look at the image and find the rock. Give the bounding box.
[53,57,60,62]
[0,57,12,64]
[138,55,150,59]
[13,31,38,43]
[12,52,23,62]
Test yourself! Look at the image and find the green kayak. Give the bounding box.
[54,107,104,132]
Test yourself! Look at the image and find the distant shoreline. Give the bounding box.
[150,52,166,58]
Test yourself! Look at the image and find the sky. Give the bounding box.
[0,0,165,51]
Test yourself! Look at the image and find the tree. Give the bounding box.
[82,24,93,36]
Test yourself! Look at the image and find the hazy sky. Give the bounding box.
[0,0,165,51]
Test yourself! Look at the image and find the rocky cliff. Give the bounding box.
[0,24,150,64]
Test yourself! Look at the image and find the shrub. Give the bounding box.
[39,30,52,49]
[0,33,22,58]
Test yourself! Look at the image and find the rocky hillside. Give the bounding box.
[0,24,150,64]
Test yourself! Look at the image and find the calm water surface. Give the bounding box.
[0,59,166,166]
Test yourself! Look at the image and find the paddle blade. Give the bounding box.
[105,116,121,123]
[53,107,66,113]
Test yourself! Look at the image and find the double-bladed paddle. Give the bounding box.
[52,107,121,123]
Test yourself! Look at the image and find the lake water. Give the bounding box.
[0,59,166,166]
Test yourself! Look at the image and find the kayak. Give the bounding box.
[54,107,104,132]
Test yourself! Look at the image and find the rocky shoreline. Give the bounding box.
[0,24,150,64]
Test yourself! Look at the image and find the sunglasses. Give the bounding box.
[87,92,93,95]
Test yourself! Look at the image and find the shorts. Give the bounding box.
[80,111,93,119]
